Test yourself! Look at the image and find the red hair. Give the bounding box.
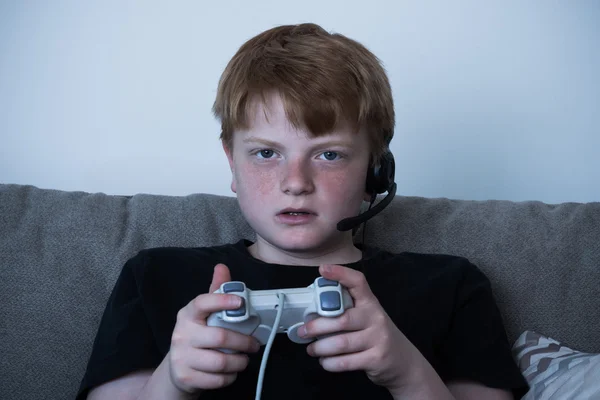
[213,23,395,164]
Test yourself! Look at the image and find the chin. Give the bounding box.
[261,229,342,254]
[242,210,350,253]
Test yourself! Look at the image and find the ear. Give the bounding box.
[222,141,237,193]
[222,140,234,170]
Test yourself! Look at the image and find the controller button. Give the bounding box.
[287,323,314,344]
[223,282,245,293]
[317,278,339,288]
[320,292,341,311]
[226,297,246,317]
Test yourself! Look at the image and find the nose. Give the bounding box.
[281,157,315,195]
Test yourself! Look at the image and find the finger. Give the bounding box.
[191,326,261,353]
[209,263,232,293]
[307,330,370,358]
[199,372,238,390]
[300,308,366,339]
[172,368,238,391]
[319,264,377,306]
[183,348,251,373]
[318,351,370,373]
[182,292,242,323]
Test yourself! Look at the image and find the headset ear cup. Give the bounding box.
[366,152,395,196]
[380,151,395,193]
[366,165,377,196]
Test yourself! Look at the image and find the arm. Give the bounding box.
[383,344,514,400]
[389,261,524,400]
[436,262,528,399]
[302,264,456,399]
[381,347,510,400]
[384,349,514,400]
[386,353,455,400]
[86,370,154,400]
[84,264,259,400]
[133,355,199,400]
[388,377,514,400]
[447,381,513,400]
[86,359,197,400]
[302,264,525,400]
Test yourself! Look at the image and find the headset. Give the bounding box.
[336,150,397,232]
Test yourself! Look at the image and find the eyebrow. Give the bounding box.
[242,137,280,148]
[242,136,355,149]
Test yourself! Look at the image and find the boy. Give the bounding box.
[78,23,528,399]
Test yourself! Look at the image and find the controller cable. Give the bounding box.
[359,195,375,273]
[254,196,374,399]
[254,292,285,400]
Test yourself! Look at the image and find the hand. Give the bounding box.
[299,264,423,394]
[167,263,261,395]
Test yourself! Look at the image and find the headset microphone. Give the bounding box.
[336,182,397,231]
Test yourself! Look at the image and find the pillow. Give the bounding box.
[512,330,600,400]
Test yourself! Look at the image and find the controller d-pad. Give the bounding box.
[223,282,245,293]
[317,278,339,288]
[319,291,341,312]
[226,297,246,317]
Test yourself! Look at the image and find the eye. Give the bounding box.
[320,151,340,161]
[257,149,275,159]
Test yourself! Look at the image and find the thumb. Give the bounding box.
[208,263,232,293]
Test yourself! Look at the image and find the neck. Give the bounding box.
[247,236,363,266]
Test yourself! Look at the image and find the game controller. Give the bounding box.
[207,277,354,352]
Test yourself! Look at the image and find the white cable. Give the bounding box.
[255,292,285,400]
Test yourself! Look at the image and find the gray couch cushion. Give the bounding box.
[1,183,599,400]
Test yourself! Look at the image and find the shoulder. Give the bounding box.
[366,247,488,287]
[122,240,248,284]
[138,241,242,262]
[363,248,493,321]
[111,241,251,319]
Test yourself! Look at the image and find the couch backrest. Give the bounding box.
[1,183,599,400]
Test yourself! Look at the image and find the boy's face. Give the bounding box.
[223,93,371,256]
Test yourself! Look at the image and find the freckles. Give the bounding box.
[255,169,276,195]
[256,171,275,194]
[239,165,276,196]
[321,170,361,196]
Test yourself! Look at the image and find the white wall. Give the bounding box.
[1,1,598,203]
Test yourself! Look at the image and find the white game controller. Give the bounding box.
[207,277,354,352]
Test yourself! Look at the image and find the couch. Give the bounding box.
[1,183,599,399]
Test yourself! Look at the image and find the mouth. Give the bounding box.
[275,208,317,225]
[277,208,317,216]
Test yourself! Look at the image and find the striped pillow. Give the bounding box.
[512,330,600,400]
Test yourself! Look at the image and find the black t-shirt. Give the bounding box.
[77,240,528,399]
